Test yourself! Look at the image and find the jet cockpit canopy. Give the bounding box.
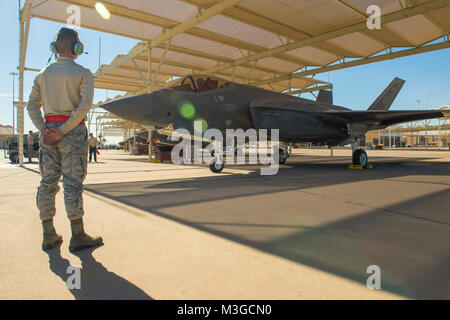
[169,75,231,92]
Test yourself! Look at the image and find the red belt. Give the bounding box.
[45,115,85,124]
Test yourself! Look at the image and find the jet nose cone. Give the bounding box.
[101,94,153,123]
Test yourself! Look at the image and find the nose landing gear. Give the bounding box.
[208,150,224,173]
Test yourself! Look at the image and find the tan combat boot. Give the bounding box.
[69,218,103,252]
[42,219,63,251]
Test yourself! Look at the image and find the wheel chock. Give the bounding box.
[364,164,373,169]
[348,164,364,170]
[150,159,161,163]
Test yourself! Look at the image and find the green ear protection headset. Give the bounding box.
[49,28,84,56]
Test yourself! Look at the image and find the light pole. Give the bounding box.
[416,99,421,146]
[9,72,18,136]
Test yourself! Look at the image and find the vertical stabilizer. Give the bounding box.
[367,77,405,111]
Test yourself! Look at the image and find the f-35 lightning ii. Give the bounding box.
[102,75,444,171]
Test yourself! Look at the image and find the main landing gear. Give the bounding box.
[208,143,290,173]
[279,147,288,165]
[349,140,371,169]
[352,149,368,167]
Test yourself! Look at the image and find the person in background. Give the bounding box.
[27,27,103,252]
[27,130,35,163]
[88,133,99,163]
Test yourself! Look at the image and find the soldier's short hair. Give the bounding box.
[56,28,79,55]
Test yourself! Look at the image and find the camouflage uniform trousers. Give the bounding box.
[27,144,33,162]
[37,122,88,221]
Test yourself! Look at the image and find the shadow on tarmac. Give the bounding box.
[45,245,152,300]
[85,155,450,299]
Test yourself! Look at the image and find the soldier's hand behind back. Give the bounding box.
[43,128,63,147]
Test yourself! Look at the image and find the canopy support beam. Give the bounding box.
[198,0,450,75]
[94,0,244,78]
[18,0,33,166]
[251,40,450,87]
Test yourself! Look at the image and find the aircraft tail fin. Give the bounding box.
[316,89,333,105]
[367,77,405,111]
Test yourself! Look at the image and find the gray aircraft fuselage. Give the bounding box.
[102,76,443,147]
[103,82,351,145]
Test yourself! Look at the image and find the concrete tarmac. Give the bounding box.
[0,149,448,299]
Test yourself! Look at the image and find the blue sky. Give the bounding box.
[0,0,449,137]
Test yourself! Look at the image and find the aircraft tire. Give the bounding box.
[209,160,224,173]
[279,149,288,165]
[352,149,368,166]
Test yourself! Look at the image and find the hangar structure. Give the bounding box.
[14,0,450,164]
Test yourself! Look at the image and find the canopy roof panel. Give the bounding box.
[29,0,450,95]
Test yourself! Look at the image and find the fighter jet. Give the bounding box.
[102,75,444,171]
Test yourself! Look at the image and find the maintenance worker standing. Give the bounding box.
[88,133,99,163]
[27,130,35,163]
[27,27,103,252]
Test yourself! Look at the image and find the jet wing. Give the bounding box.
[322,110,445,127]
[249,99,445,130]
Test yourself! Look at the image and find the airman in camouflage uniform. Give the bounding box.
[27,28,102,251]
[37,123,88,222]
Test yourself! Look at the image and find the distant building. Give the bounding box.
[365,106,449,148]
[366,130,448,148]
[0,124,12,136]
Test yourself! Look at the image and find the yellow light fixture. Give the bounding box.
[95,2,111,20]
